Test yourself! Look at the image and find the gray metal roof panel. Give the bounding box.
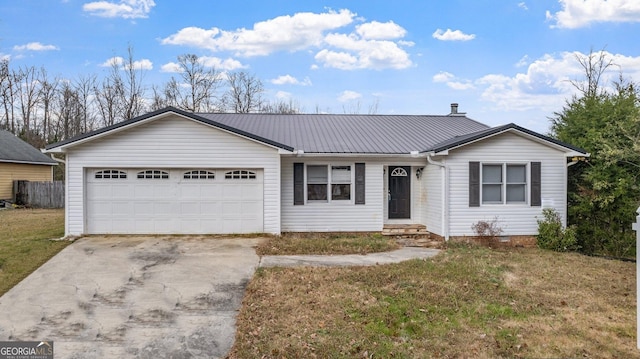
[196,113,490,153]
[0,130,57,165]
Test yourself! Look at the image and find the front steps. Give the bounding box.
[382,224,445,249]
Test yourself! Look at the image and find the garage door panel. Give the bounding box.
[86,168,263,234]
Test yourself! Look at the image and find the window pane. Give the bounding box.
[331,166,351,183]
[507,165,526,183]
[308,165,328,183]
[482,165,502,183]
[307,184,327,200]
[482,184,502,203]
[331,184,351,200]
[507,184,526,202]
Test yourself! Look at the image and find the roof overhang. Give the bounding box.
[44,107,294,154]
[429,124,589,158]
[0,159,57,166]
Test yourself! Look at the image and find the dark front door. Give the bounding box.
[388,166,411,219]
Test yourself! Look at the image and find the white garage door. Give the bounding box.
[85,168,263,234]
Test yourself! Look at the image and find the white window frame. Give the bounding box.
[480,162,528,205]
[305,163,353,203]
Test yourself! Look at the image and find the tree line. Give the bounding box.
[0,48,300,149]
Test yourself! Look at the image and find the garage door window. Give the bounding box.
[95,170,127,179]
[137,170,169,179]
[183,170,215,179]
[225,170,256,179]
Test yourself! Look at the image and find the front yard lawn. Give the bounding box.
[231,244,636,358]
[256,232,399,255]
[0,209,68,296]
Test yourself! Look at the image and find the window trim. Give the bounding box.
[305,163,354,203]
[137,170,169,179]
[183,170,215,179]
[480,162,529,205]
[224,169,257,179]
[95,169,127,179]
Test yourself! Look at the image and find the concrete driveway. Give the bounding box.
[0,236,264,359]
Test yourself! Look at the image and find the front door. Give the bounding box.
[388,166,411,219]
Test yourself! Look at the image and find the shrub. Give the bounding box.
[537,208,579,252]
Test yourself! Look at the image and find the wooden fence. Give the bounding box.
[13,180,64,208]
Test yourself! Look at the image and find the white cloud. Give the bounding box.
[162,9,356,57]
[83,0,155,19]
[276,90,292,99]
[476,51,640,111]
[316,33,412,70]
[199,56,247,71]
[518,2,528,10]
[355,21,406,40]
[547,0,640,28]
[160,62,181,73]
[0,53,9,61]
[432,28,475,41]
[516,55,530,68]
[270,75,312,86]
[13,42,59,51]
[337,90,362,102]
[162,9,413,71]
[161,56,245,73]
[433,71,455,83]
[100,56,153,70]
[433,71,475,90]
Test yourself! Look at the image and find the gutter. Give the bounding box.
[427,153,449,241]
[48,153,66,165]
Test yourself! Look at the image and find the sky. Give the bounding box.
[1,0,640,133]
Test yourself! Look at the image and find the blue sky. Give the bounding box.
[1,0,639,133]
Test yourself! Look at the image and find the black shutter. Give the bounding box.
[355,163,365,204]
[531,162,541,207]
[469,162,480,207]
[294,163,304,205]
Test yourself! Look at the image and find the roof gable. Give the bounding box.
[0,130,57,165]
[45,107,294,153]
[429,123,588,156]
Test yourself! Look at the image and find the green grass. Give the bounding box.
[0,209,69,296]
[230,244,636,358]
[256,232,399,255]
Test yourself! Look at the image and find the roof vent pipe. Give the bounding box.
[450,103,459,114]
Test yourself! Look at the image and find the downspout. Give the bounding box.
[49,153,66,164]
[427,153,449,241]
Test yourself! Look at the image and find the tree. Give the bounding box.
[260,99,302,114]
[160,54,221,112]
[223,71,263,113]
[550,50,640,257]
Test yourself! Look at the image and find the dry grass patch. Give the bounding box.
[230,244,635,358]
[0,208,68,296]
[256,232,399,255]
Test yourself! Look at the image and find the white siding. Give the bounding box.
[281,158,428,232]
[422,162,443,235]
[446,132,568,237]
[64,115,281,236]
[281,157,383,231]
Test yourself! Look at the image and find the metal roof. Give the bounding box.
[0,130,57,165]
[45,107,586,155]
[196,113,489,153]
[429,123,588,154]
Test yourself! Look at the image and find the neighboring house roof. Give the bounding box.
[429,123,589,155]
[44,107,587,155]
[0,130,57,165]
